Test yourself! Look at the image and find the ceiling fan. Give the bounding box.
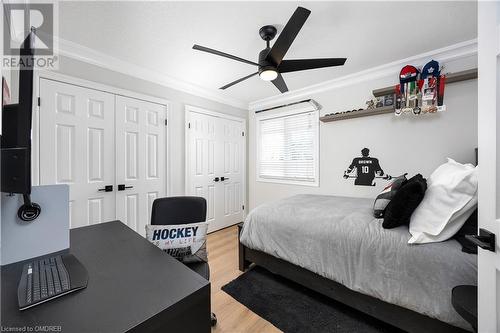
[192,6,347,93]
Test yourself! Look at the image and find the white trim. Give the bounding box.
[255,107,320,187]
[32,71,172,196]
[249,39,478,111]
[497,24,500,56]
[255,103,317,121]
[477,3,499,331]
[57,37,248,110]
[36,70,170,106]
[185,109,190,197]
[184,105,247,219]
[164,104,172,197]
[185,104,247,123]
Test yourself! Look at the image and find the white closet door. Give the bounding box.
[220,118,245,229]
[39,78,116,228]
[187,111,218,229]
[115,95,166,236]
[477,2,500,330]
[187,110,245,233]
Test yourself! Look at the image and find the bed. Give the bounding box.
[238,194,477,333]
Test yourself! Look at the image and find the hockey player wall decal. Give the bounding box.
[343,148,392,186]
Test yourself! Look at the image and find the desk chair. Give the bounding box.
[151,196,217,326]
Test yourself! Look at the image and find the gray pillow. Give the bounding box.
[373,174,408,218]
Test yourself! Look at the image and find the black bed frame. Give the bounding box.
[237,224,469,333]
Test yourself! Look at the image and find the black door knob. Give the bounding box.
[213,177,220,182]
[118,184,134,191]
[98,185,113,192]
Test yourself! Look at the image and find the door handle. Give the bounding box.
[98,185,113,192]
[117,184,134,191]
[213,177,220,182]
[221,177,229,181]
[465,228,496,252]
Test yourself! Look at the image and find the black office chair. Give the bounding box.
[151,196,217,326]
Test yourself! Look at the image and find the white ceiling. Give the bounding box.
[58,1,477,105]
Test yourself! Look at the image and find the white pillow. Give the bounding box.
[408,158,478,244]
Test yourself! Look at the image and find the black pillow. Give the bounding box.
[373,173,408,218]
[383,174,427,229]
[453,209,478,254]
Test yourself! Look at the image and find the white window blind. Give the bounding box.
[257,109,319,185]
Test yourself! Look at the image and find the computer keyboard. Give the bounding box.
[18,254,88,310]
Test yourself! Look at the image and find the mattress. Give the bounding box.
[240,194,477,330]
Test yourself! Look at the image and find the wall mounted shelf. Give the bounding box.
[320,106,394,122]
[320,68,477,123]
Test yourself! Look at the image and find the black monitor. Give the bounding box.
[1,29,41,221]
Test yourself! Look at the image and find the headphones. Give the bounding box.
[18,194,41,222]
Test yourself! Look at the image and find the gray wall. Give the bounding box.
[249,55,478,209]
[54,55,248,196]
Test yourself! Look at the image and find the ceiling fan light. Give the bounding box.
[259,69,278,81]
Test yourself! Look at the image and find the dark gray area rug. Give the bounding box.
[222,267,402,333]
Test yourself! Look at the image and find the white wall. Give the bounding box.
[52,55,248,196]
[249,55,478,209]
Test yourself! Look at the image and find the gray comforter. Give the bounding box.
[240,195,477,330]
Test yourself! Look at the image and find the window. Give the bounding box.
[256,108,319,186]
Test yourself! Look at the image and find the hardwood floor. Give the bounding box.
[207,225,280,333]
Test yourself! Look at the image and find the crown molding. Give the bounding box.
[55,37,248,110]
[249,39,478,111]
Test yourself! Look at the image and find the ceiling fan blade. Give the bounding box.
[266,7,311,66]
[193,44,259,66]
[271,73,289,93]
[220,72,259,90]
[278,58,347,73]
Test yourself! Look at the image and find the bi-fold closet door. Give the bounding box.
[39,78,166,236]
[114,95,165,235]
[186,109,245,233]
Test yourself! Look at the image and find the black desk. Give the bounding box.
[1,221,211,333]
